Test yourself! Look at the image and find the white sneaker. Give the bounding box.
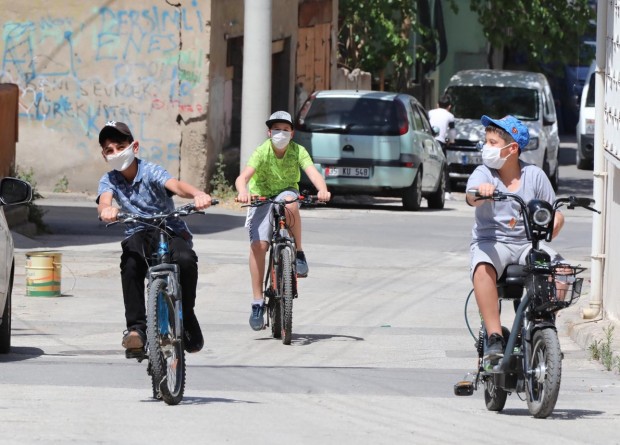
[444,192,453,201]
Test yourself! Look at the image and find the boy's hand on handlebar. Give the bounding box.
[193,192,213,210]
[475,183,497,198]
[236,192,250,204]
[99,206,119,223]
[317,189,331,202]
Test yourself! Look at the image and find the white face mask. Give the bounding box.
[271,130,292,149]
[481,143,511,169]
[106,143,136,171]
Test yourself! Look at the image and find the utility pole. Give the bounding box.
[240,0,272,169]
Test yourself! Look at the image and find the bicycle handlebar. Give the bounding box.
[105,200,219,226]
[239,194,324,208]
[466,189,600,214]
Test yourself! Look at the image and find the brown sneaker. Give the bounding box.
[122,330,145,349]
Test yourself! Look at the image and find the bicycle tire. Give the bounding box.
[147,277,186,405]
[279,248,294,345]
[526,328,562,418]
[270,287,282,339]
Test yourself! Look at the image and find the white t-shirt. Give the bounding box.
[428,107,455,144]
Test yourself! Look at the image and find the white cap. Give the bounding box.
[266,111,293,128]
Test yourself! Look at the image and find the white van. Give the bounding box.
[443,69,560,190]
[575,61,595,170]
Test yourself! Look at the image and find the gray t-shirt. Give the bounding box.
[466,161,557,245]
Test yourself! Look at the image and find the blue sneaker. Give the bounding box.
[249,303,265,331]
[296,251,309,278]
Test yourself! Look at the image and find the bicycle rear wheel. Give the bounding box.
[279,248,294,345]
[147,277,186,405]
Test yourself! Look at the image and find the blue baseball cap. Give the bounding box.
[481,115,529,151]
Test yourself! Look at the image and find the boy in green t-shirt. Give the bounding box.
[235,111,331,331]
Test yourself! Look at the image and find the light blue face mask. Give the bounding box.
[271,130,292,149]
[106,143,135,171]
[481,143,511,169]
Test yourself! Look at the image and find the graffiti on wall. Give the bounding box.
[0,2,206,164]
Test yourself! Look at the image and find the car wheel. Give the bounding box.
[426,168,446,210]
[0,267,13,354]
[576,147,592,170]
[402,169,422,211]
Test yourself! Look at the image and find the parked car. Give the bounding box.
[576,61,596,170]
[0,177,33,353]
[293,90,447,210]
[443,70,560,190]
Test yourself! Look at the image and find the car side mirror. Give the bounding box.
[431,126,439,137]
[0,177,33,206]
[543,115,556,126]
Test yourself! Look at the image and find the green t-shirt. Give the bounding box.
[247,139,314,197]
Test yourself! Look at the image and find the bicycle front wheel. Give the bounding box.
[526,328,562,418]
[279,248,294,345]
[147,277,186,405]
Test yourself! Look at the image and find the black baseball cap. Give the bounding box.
[99,121,134,146]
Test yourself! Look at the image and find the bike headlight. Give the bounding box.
[528,200,553,227]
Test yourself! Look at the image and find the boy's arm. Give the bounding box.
[235,166,256,203]
[303,165,331,201]
[97,191,118,222]
[165,178,212,210]
[552,210,565,239]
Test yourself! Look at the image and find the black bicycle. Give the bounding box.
[244,194,321,344]
[454,191,599,418]
[107,201,217,405]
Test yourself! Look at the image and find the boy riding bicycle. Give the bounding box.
[96,121,213,356]
[465,115,565,362]
[235,111,331,331]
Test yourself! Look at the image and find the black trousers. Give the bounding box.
[119,230,198,333]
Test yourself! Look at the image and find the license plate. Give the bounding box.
[462,153,482,165]
[324,166,370,178]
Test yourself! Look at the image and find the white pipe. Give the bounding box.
[582,0,607,319]
[240,0,272,169]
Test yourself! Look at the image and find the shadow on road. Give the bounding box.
[0,346,45,362]
[499,408,606,420]
[292,333,365,345]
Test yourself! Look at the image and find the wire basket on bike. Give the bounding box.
[530,264,585,313]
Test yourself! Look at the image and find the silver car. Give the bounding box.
[1,177,33,353]
[294,90,447,210]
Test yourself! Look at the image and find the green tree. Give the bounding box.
[339,0,435,91]
[469,0,595,70]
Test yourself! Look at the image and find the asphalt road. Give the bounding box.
[2,137,617,444]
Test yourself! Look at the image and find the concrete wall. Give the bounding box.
[1,0,211,193]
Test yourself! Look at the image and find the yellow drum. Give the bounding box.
[25,251,62,297]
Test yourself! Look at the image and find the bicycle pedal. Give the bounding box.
[454,381,475,396]
[125,348,146,360]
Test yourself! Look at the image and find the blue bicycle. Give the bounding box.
[108,201,217,405]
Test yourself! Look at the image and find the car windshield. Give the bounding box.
[295,96,406,136]
[445,86,539,121]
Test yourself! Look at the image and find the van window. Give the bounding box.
[445,86,539,121]
[586,73,595,107]
[296,96,406,136]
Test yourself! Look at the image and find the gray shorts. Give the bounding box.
[470,240,564,281]
[245,189,300,243]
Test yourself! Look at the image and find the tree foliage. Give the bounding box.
[338,0,435,90]
[468,0,595,70]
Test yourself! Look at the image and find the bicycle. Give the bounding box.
[454,190,599,418]
[106,201,218,405]
[243,194,322,344]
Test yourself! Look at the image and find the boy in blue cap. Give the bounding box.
[465,115,565,362]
